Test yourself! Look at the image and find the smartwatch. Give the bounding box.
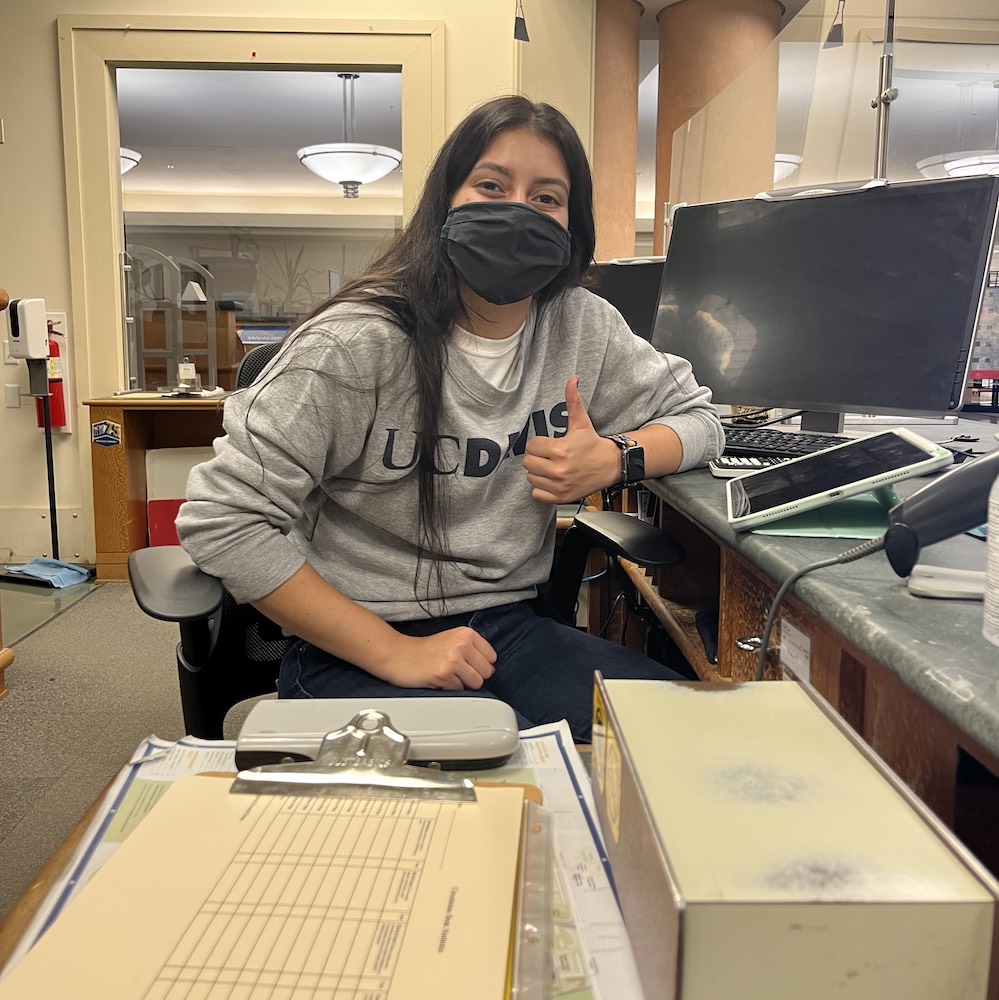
[605,433,645,485]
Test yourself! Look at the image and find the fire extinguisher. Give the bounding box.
[35,321,67,429]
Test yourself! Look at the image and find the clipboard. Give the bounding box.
[0,711,550,1000]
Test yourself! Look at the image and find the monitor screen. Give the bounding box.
[650,177,999,426]
[586,259,665,341]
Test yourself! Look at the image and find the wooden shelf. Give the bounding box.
[620,559,725,683]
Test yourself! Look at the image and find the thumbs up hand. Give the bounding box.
[524,376,620,504]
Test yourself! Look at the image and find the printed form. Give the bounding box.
[0,777,526,1000]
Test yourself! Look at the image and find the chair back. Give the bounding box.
[177,592,288,739]
[235,341,282,388]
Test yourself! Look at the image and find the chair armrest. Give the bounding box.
[572,509,684,567]
[543,510,685,626]
[128,546,224,623]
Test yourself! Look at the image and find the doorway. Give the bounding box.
[58,15,443,398]
[116,66,404,389]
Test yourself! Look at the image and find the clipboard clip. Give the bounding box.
[230,708,477,801]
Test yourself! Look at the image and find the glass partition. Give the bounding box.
[891,4,999,409]
[670,0,999,203]
[669,0,892,209]
[121,222,395,390]
[888,8,999,183]
[116,66,403,390]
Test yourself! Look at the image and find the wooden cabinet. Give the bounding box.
[84,397,225,580]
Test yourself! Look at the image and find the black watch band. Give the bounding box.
[605,433,646,485]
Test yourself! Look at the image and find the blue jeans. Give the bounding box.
[278,601,684,743]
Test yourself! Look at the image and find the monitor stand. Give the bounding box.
[799,410,846,434]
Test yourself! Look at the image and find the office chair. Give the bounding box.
[234,340,281,386]
[128,345,687,738]
[129,509,683,738]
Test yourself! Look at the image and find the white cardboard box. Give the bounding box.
[591,677,999,1000]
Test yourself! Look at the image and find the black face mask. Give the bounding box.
[440,201,572,306]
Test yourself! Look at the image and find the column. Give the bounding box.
[593,0,644,261]
[654,0,783,252]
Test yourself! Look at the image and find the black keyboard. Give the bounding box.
[723,426,851,459]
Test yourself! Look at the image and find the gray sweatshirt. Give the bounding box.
[176,287,724,618]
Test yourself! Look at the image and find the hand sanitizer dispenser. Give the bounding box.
[6,298,49,359]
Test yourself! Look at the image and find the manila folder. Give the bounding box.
[0,775,527,1000]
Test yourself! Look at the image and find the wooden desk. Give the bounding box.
[84,396,225,581]
[0,786,110,974]
[626,466,999,875]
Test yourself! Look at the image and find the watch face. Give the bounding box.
[627,446,645,482]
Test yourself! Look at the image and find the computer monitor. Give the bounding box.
[586,258,666,341]
[650,176,999,432]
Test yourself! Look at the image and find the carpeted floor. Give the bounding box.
[0,582,185,923]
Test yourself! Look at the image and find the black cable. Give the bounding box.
[721,409,805,430]
[597,590,624,638]
[754,536,887,681]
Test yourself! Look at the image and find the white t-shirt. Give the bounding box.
[451,321,525,390]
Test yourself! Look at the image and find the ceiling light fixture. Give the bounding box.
[774,153,803,183]
[822,0,845,49]
[297,73,402,198]
[916,81,999,179]
[120,147,142,174]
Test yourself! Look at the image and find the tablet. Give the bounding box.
[726,428,953,531]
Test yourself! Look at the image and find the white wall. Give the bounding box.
[0,0,594,564]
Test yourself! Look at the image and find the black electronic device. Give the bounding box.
[722,426,851,458]
[884,447,999,578]
[651,177,999,432]
[587,258,665,341]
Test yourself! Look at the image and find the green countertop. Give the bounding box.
[647,420,999,760]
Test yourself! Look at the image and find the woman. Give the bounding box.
[176,95,724,741]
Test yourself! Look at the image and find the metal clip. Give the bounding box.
[230,708,477,801]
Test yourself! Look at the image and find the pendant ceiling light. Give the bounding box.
[297,73,402,198]
[916,80,999,179]
[120,147,142,174]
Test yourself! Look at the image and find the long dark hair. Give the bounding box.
[311,95,596,606]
